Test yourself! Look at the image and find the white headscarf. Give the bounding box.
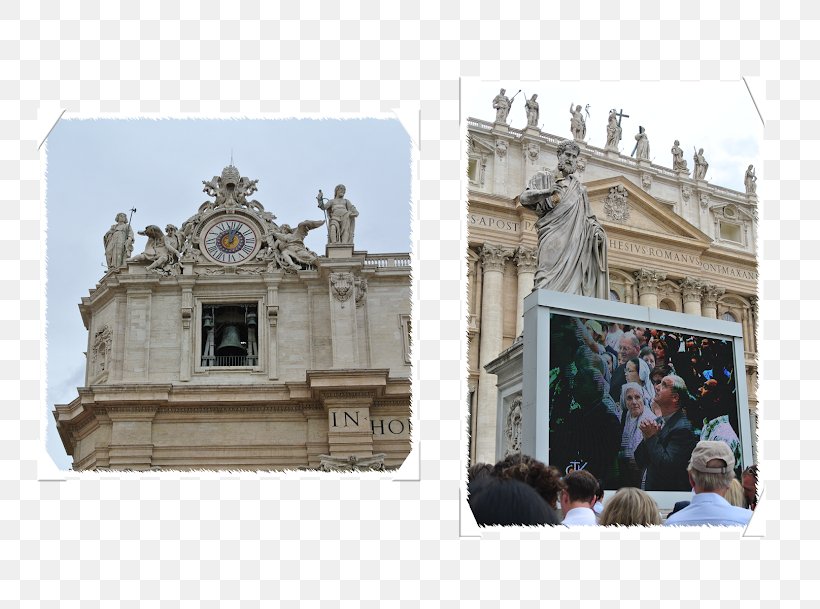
[636,357,656,407]
[619,382,655,458]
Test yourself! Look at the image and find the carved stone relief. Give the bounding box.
[603,184,630,223]
[91,325,112,380]
[330,272,354,302]
[495,139,508,158]
[641,172,652,190]
[504,395,523,457]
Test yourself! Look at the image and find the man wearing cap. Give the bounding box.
[634,375,698,490]
[664,440,753,526]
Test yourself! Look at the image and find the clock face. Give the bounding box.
[201,217,260,264]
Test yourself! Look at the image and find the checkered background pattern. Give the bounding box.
[2,0,817,606]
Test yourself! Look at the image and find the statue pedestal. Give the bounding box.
[605,149,620,160]
[492,122,510,134]
[523,126,541,137]
[326,244,354,259]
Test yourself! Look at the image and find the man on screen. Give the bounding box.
[634,375,698,491]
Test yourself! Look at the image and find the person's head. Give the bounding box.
[556,140,581,175]
[650,365,672,392]
[599,487,661,526]
[469,476,554,526]
[499,88,506,95]
[584,320,604,343]
[573,366,605,407]
[625,357,641,384]
[560,469,599,510]
[334,184,346,198]
[494,453,563,510]
[653,374,689,416]
[531,94,538,101]
[724,478,746,507]
[115,212,128,223]
[652,339,667,363]
[698,148,704,154]
[467,463,494,487]
[601,351,616,375]
[620,383,645,418]
[618,333,641,365]
[742,465,757,506]
[687,440,736,495]
[674,139,680,146]
[575,104,581,112]
[165,224,176,235]
[633,327,647,344]
[640,346,655,370]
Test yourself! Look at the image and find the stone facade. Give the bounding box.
[467,118,758,465]
[54,166,412,471]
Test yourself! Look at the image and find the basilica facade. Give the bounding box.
[467,118,758,465]
[53,164,412,471]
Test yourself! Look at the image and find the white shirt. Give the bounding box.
[664,492,752,527]
[562,507,598,526]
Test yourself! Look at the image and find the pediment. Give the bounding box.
[469,134,497,155]
[585,176,712,248]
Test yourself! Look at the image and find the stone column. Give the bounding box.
[679,276,704,316]
[701,285,725,319]
[634,268,665,308]
[514,246,538,336]
[476,243,513,464]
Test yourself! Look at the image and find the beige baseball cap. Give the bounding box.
[689,440,735,474]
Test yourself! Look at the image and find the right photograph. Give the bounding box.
[464,81,760,526]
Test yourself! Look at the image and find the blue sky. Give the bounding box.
[45,118,412,469]
[463,80,762,192]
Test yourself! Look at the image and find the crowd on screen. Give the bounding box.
[547,315,744,493]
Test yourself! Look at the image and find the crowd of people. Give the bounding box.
[468,445,757,527]
[547,314,745,493]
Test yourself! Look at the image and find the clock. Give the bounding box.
[200,216,261,265]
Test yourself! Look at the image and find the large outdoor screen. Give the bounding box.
[548,311,747,492]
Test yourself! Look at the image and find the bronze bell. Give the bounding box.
[216,325,246,356]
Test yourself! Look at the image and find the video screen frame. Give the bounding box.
[513,289,754,510]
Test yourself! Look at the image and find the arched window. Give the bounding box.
[609,290,621,302]
[659,299,676,311]
[721,311,737,322]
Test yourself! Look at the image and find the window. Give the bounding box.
[609,290,621,302]
[721,311,738,323]
[201,304,259,367]
[399,314,412,364]
[719,221,742,244]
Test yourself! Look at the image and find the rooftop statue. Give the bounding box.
[744,165,757,195]
[103,212,134,271]
[693,148,709,180]
[632,126,650,160]
[263,220,325,271]
[605,109,623,152]
[671,140,689,172]
[569,103,586,141]
[525,94,540,128]
[318,184,359,245]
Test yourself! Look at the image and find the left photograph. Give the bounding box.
[47,118,413,472]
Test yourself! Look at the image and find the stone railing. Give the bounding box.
[363,254,412,269]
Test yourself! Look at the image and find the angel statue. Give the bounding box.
[266,219,326,271]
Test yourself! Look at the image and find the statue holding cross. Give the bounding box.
[605,108,628,152]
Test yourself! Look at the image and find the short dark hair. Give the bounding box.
[563,469,599,503]
[494,453,563,509]
[469,477,555,527]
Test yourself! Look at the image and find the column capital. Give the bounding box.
[679,276,704,304]
[514,246,538,274]
[702,284,726,308]
[634,268,666,295]
[480,243,514,273]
